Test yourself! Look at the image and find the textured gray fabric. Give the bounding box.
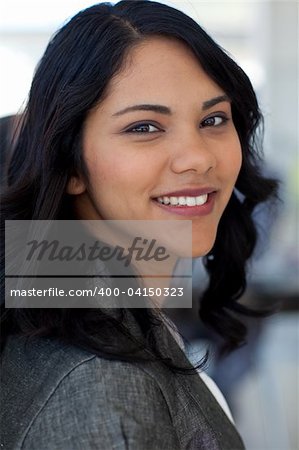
[0,313,245,450]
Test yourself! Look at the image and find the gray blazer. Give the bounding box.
[1,313,245,450]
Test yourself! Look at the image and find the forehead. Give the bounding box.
[103,36,223,108]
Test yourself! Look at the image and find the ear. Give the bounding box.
[66,175,86,195]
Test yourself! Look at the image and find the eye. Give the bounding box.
[200,115,229,128]
[125,123,161,133]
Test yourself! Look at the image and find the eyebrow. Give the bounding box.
[202,94,230,110]
[113,104,171,116]
[112,94,230,117]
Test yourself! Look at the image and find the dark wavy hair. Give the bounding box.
[1,0,278,371]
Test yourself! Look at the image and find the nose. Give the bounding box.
[169,129,217,175]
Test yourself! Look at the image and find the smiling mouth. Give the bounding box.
[154,194,209,207]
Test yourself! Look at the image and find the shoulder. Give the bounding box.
[1,332,165,395]
[1,334,179,450]
[32,352,171,417]
[22,357,178,450]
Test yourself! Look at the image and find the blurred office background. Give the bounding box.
[0,1,298,449]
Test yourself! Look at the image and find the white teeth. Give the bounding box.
[186,197,196,206]
[196,194,208,205]
[156,194,209,206]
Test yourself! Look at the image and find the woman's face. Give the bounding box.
[69,37,242,257]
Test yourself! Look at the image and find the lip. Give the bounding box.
[152,191,217,217]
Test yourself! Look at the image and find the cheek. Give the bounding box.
[221,136,242,183]
[235,145,242,179]
[85,150,130,186]
[85,148,156,198]
[231,147,242,181]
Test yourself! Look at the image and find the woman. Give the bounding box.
[0,1,278,449]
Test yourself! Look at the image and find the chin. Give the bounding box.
[192,247,213,258]
[192,234,217,258]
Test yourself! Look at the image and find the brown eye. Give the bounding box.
[200,115,228,128]
[126,123,161,133]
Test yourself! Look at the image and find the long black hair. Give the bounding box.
[1,0,278,370]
